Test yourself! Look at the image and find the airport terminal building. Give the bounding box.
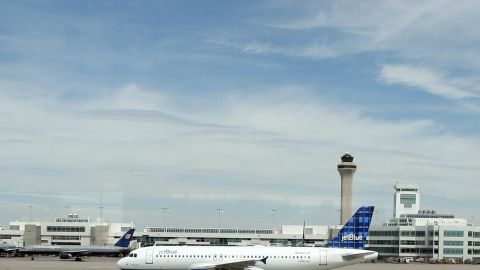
[0,214,133,248]
[365,184,480,262]
[134,224,337,247]
[0,214,337,250]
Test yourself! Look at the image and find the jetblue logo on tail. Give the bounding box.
[325,206,374,249]
[341,234,363,242]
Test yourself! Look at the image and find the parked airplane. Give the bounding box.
[20,228,135,261]
[117,206,376,270]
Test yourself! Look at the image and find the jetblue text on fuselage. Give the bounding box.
[159,249,178,254]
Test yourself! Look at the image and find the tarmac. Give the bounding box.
[0,257,479,270]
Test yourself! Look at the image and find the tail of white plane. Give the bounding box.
[325,206,374,249]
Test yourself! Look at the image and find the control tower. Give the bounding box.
[338,153,357,225]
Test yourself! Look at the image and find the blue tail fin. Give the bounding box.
[325,206,374,249]
[114,228,135,248]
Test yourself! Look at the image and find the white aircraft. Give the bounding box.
[118,206,376,270]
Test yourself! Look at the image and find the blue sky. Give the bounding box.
[0,1,479,229]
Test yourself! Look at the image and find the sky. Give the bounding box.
[0,0,479,230]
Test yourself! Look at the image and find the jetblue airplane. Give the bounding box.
[117,206,376,270]
[20,228,135,261]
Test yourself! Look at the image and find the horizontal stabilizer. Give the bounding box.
[62,250,89,255]
[342,251,376,261]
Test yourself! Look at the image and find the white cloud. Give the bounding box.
[206,38,339,59]
[0,84,479,226]
[379,64,478,100]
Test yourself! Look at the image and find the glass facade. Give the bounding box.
[51,235,81,240]
[444,230,464,237]
[367,240,398,245]
[444,241,464,246]
[400,194,416,208]
[400,231,425,237]
[400,240,425,245]
[369,230,399,237]
[400,248,433,254]
[368,247,399,253]
[444,248,463,254]
[46,226,85,232]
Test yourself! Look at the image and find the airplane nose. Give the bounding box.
[117,257,127,269]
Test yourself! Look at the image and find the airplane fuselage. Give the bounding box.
[20,245,129,256]
[117,245,377,270]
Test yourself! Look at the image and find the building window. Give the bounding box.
[444,231,464,237]
[46,226,86,232]
[400,194,416,208]
[52,235,81,240]
[444,241,463,246]
[443,248,463,255]
[0,235,20,239]
[368,247,399,253]
[369,230,400,237]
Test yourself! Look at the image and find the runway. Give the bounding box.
[0,256,118,270]
[0,257,479,270]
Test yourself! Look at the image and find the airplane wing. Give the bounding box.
[190,257,268,270]
[63,249,90,255]
[342,251,376,261]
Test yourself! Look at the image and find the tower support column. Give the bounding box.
[337,153,357,225]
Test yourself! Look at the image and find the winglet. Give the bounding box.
[325,206,374,249]
[114,228,135,247]
[260,256,268,264]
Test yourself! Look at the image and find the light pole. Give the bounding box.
[28,204,35,221]
[162,208,172,229]
[269,210,277,232]
[216,208,224,228]
[99,206,104,222]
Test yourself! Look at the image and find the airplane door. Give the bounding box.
[146,249,154,264]
[319,250,327,265]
